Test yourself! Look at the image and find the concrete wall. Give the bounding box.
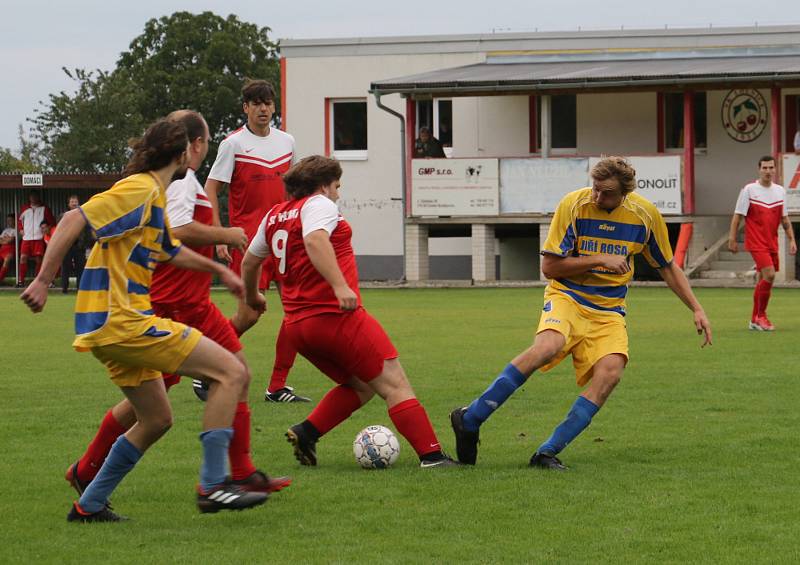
[577,93,657,154]
[285,53,482,271]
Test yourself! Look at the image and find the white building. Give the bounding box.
[280,26,800,282]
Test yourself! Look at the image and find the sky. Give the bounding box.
[0,0,797,150]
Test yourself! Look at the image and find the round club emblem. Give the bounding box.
[721,89,768,143]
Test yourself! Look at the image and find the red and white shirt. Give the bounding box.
[248,194,360,323]
[208,125,295,239]
[150,169,214,306]
[19,204,55,241]
[734,181,787,252]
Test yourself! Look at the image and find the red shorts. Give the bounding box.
[231,247,275,291]
[749,250,779,272]
[153,299,242,388]
[285,308,398,384]
[0,243,14,260]
[20,239,45,257]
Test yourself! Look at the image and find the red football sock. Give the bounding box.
[76,409,130,483]
[759,280,773,317]
[268,321,298,393]
[307,385,363,436]
[229,402,257,481]
[18,260,27,283]
[388,398,441,458]
[0,263,8,280]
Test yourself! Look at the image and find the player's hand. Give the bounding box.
[694,308,712,347]
[334,284,358,311]
[225,227,249,251]
[216,244,232,263]
[20,279,49,313]
[219,268,244,299]
[245,292,267,314]
[727,239,738,253]
[790,240,797,255]
[598,254,630,274]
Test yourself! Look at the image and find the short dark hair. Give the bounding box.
[28,190,40,199]
[242,79,276,105]
[67,194,79,202]
[40,221,48,226]
[419,126,431,134]
[167,110,207,142]
[758,155,775,166]
[123,118,189,176]
[282,156,342,199]
[6,213,14,219]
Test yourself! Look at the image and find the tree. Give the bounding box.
[31,11,280,176]
[0,125,43,173]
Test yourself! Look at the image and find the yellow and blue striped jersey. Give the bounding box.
[541,187,673,316]
[73,172,182,349]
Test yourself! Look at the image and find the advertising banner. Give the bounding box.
[782,153,800,212]
[411,158,499,216]
[499,158,588,214]
[589,155,683,215]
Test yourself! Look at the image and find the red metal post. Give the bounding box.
[323,98,330,157]
[771,87,781,158]
[656,92,665,153]
[528,95,538,153]
[683,91,695,215]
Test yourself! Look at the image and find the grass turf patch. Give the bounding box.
[1,287,798,563]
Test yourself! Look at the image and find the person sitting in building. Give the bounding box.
[414,127,446,158]
[0,213,18,284]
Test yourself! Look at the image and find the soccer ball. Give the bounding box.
[353,425,400,469]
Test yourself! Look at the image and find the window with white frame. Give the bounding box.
[416,99,453,157]
[330,98,368,160]
[536,94,577,152]
[664,92,707,150]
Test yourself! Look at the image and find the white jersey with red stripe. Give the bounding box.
[207,125,295,238]
[19,204,55,241]
[734,181,786,252]
[150,169,214,306]
[248,194,361,323]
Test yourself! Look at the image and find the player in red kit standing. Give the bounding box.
[65,111,291,500]
[242,155,459,468]
[17,190,55,286]
[205,79,309,404]
[728,155,797,331]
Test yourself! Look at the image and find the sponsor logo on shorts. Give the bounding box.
[181,327,192,339]
[544,317,561,324]
[543,301,552,312]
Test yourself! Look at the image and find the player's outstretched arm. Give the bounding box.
[541,252,629,279]
[304,229,357,311]
[241,250,266,313]
[169,246,244,299]
[658,262,712,347]
[172,223,248,250]
[20,209,85,313]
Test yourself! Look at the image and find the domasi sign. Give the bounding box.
[22,174,43,187]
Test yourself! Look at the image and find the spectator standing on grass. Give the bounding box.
[17,190,54,286]
[0,213,18,283]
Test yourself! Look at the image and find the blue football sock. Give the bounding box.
[78,435,142,513]
[199,428,233,492]
[462,363,528,432]
[537,396,600,456]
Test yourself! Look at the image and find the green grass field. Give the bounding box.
[1,287,798,564]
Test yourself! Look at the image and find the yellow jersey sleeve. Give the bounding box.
[80,175,157,242]
[642,207,673,268]
[541,192,578,256]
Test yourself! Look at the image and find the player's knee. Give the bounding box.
[142,412,173,436]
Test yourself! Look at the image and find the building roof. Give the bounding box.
[370,48,800,96]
